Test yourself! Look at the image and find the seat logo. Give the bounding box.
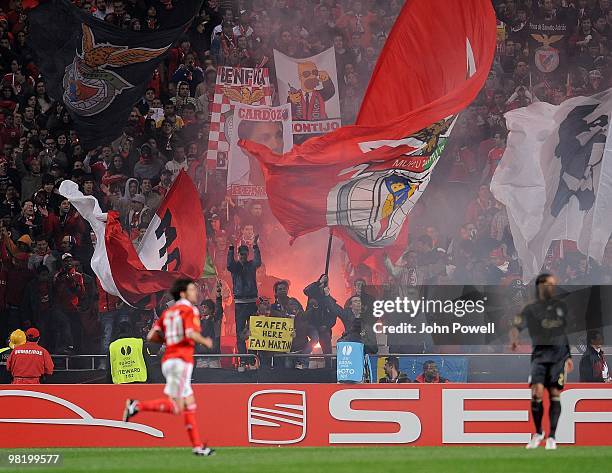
[248,389,306,445]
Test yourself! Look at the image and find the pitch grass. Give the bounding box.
[1,447,611,473]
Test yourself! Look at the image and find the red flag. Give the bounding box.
[60,171,206,306]
[105,171,207,304]
[241,0,496,271]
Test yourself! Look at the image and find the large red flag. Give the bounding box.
[240,0,496,271]
[60,171,206,306]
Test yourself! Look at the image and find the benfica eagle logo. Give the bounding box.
[327,117,455,247]
[531,34,564,74]
[63,24,170,116]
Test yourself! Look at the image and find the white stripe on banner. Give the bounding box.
[58,180,124,301]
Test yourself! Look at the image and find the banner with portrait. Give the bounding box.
[228,103,293,199]
[273,47,342,140]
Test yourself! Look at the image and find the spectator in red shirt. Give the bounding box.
[52,198,86,248]
[337,0,378,48]
[414,360,448,383]
[481,130,506,184]
[85,144,113,182]
[2,62,35,96]
[153,168,173,197]
[7,326,54,384]
[0,86,18,114]
[465,185,493,224]
[168,37,191,79]
[53,253,85,353]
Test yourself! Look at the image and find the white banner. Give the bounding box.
[491,89,612,281]
[273,47,341,136]
[228,103,293,198]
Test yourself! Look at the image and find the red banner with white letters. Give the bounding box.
[0,384,610,447]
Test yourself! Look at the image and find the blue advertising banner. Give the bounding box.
[336,342,364,383]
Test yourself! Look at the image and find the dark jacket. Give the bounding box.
[579,345,609,382]
[227,245,261,300]
[338,317,379,355]
[291,309,310,352]
[271,296,304,316]
[198,293,223,354]
[303,281,343,328]
[379,372,411,383]
[21,277,54,325]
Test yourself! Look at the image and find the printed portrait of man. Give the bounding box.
[237,119,284,186]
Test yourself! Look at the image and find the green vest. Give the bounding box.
[109,338,147,384]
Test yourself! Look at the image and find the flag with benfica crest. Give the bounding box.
[28,0,202,148]
[240,0,496,271]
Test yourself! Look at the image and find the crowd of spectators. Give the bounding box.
[0,0,609,365]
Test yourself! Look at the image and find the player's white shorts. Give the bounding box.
[161,358,193,398]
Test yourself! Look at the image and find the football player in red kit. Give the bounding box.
[123,278,215,456]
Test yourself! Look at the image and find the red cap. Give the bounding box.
[26,327,40,339]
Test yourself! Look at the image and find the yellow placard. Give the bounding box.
[247,315,294,352]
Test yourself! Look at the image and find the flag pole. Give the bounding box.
[324,228,334,275]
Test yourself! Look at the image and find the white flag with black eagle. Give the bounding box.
[491,90,612,281]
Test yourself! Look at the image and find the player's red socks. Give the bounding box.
[183,403,203,448]
[135,400,203,447]
[137,398,177,414]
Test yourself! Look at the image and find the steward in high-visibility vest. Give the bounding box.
[109,336,147,384]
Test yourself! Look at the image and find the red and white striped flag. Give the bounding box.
[59,171,206,306]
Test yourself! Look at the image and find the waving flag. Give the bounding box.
[28,0,202,148]
[491,91,612,281]
[59,171,206,306]
[240,0,496,269]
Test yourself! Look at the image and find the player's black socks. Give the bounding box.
[531,398,544,435]
[549,397,561,439]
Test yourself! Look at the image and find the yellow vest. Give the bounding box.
[0,347,10,354]
[109,338,147,384]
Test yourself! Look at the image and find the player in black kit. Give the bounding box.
[510,273,574,450]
